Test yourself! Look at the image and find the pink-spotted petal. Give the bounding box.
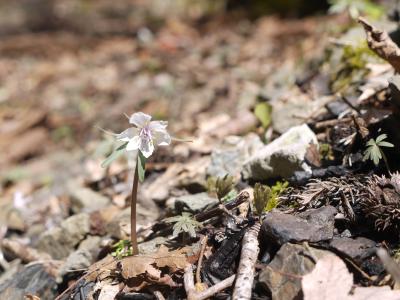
[139,139,154,158]
[129,112,152,128]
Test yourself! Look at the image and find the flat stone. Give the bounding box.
[242,124,318,180]
[0,264,58,300]
[259,243,334,300]
[167,192,218,214]
[261,206,337,246]
[36,213,91,259]
[139,237,168,255]
[68,181,110,213]
[207,133,263,179]
[329,237,376,264]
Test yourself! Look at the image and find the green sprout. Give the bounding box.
[111,239,133,259]
[254,181,289,220]
[363,134,394,172]
[165,212,202,238]
[254,183,272,219]
[215,174,236,203]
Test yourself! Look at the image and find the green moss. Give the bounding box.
[331,41,381,92]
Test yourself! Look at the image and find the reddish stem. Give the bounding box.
[131,162,139,255]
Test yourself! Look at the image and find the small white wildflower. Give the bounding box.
[117,112,171,158]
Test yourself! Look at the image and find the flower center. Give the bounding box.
[140,126,152,141]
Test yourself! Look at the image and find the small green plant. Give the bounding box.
[254,181,289,219]
[254,183,272,219]
[102,112,172,255]
[328,0,384,19]
[363,134,394,172]
[215,174,236,203]
[165,212,202,238]
[111,239,133,259]
[319,143,334,161]
[254,102,272,129]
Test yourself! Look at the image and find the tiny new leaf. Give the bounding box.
[137,151,147,182]
[101,142,128,168]
[254,102,272,128]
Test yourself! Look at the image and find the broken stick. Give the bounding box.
[232,222,261,300]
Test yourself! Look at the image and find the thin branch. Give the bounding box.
[196,236,208,284]
[232,222,261,300]
[184,265,235,300]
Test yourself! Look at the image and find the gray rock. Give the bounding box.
[68,181,110,213]
[242,124,318,180]
[139,237,167,255]
[167,192,218,214]
[36,213,91,259]
[59,236,101,278]
[261,206,337,246]
[259,243,335,300]
[329,237,376,264]
[207,134,263,179]
[0,264,58,300]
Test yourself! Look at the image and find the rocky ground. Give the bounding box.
[2,1,400,300]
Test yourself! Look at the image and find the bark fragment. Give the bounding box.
[358,17,400,73]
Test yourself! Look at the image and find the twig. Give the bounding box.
[195,191,249,222]
[377,248,400,287]
[232,222,261,300]
[153,291,166,300]
[196,236,208,284]
[184,265,235,300]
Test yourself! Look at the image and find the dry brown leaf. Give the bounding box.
[359,17,400,73]
[119,245,188,280]
[302,254,400,300]
[302,254,353,300]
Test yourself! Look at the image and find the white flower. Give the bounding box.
[116,112,171,158]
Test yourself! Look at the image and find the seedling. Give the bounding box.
[102,112,171,255]
[363,133,394,173]
[215,174,236,203]
[111,239,133,259]
[254,181,289,220]
[254,183,272,220]
[165,212,202,239]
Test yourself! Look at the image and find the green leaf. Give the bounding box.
[254,102,272,129]
[101,142,128,168]
[137,151,147,182]
[165,212,202,238]
[377,141,394,148]
[375,134,387,143]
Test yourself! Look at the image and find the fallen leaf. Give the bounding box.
[302,254,353,300]
[302,254,400,300]
[119,245,188,280]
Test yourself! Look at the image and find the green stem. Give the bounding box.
[131,162,139,255]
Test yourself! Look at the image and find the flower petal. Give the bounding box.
[116,127,139,142]
[153,129,171,146]
[139,138,154,158]
[126,136,141,151]
[149,120,168,131]
[129,112,152,128]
